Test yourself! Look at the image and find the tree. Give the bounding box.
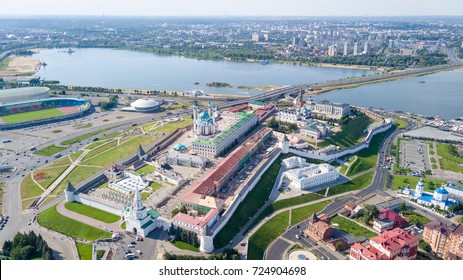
[448,202,463,214]
[335,242,343,251]
[267,117,279,130]
[363,204,379,224]
[179,205,187,214]
[399,202,406,214]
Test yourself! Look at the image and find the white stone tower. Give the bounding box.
[415,179,425,198]
[199,227,214,254]
[279,135,290,154]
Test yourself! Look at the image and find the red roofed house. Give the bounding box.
[350,228,418,260]
[379,208,407,228]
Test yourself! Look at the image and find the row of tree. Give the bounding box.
[2,231,53,260]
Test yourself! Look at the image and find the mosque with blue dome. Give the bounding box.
[402,179,457,210]
[193,100,218,137]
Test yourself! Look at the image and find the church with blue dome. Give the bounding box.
[404,179,457,211]
[193,100,218,137]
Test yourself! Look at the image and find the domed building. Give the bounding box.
[410,179,456,210]
[173,144,187,152]
[121,98,162,112]
[193,100,217,137]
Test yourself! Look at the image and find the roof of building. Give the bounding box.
[167,151,208,164]
[147,209,160,219]
[370,228,418,253]
[66,181,76,192]
[182,127,271,205]
[435,186,449,195]
[351,243,380,260]
[308,212,319,224]
[379,208,406,225]
[0,86,49,98]
[173,208,218,229]
[424,220,456,235]
[137,145,146,157]
[173,144,187,151]
[130,98,161,109]
[193,112,256,147]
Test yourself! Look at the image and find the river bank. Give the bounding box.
[0,56,41,78]
[307,64,463,96]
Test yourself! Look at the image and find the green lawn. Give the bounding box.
[214,153,291,249]
[331,215,376,239]
[150,181,163,192]
[248,211,290,260]
[64,202,120,223]
[46,156,72,168]
[61,127,113,145]
[347,126,395,176]
[52,166,103,195]
[326,172,373,196]
[142,121,160,132]
[392,175,446,192]
[83,140,117,160]
[393,118,408,129]
[402,210,431,227]
[436,143,463,164]
[76,242,92,260]
[273,193,324,211]
[2,108,64,124]
[247,200,331,260]
[85,140,111,150]
[100,131,123,140]
[135,164,156,175]
[150,118,193,134]
[82,136,158,167]
[38,205,111,241]
[33,165,69,189]
[440,159,463,173]
[20,174,43,199]
[290,200,332,225]
[170,241,200,252]
[34,145,67,156]
[70,150,84,162]
[319,115,373,149]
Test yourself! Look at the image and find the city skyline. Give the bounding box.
[1,0,463,17]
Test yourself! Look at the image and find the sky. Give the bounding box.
[1,0,462,17]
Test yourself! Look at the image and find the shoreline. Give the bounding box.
[0,56,41,77]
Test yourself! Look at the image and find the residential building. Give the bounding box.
[328,45,337,57]
[378,208,407,228]
[422,220,457,257]
[373,218,394,233]
[350,228,418,260]
[444,224,463,260]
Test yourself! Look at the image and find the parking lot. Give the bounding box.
[398,139,431,172]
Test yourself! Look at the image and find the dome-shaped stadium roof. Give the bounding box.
[0,87,50,104]
[130,98,160,110]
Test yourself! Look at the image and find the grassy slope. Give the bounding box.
[34,145,67,156]
[331,215,376,239]
[38,205,111,240]
[319,115,373,149]
[64,202,120,223]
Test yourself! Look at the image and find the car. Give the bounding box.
[296,225,300,228]
[125,253,135,259]
[295,234,300,239]
[128,244,135,248]
[240,243,246,246]
[130,241,136,245]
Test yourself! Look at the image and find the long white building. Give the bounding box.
[283,163,339,190]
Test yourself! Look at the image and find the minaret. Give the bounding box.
[193,100,198,132]
[208,100,211,116]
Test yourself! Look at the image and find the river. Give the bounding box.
[32,48,374,96]
[312,68,463,120]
